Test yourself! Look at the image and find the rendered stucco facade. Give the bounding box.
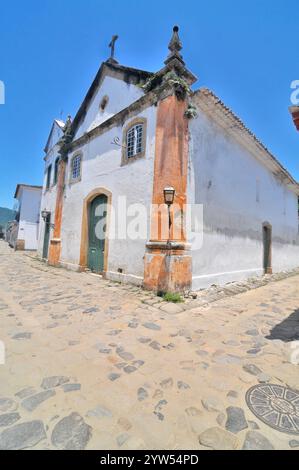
[37,121,64,257]
[13,185,42,250]
[37,27,299,292]
[188,91,299,289]
[75,75,145,139]
[60,103,157,283]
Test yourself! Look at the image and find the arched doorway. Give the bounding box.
[42,213,51,259]
[87,194,108,273]
[79,188,111,274]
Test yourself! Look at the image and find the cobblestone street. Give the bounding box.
[0,240,298,450]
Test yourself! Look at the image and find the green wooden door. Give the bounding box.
[42,214,51,259]
[88,194,107,273]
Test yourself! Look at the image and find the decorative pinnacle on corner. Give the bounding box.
[64,115,72,136]
[107,35,119,64]
[168,26,182,53]
[165,25,185,65]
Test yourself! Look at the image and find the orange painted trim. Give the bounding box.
[150,94,189,243]
[79,187,112,274]
[48,159,66,266]
[144,252,192,293]
[144,93,192,293]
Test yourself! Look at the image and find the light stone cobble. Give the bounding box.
[0,241,298,449]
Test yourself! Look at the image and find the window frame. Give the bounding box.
[53,157,60,185]
[122,117,147,166]
[46,164,52,190]
[70,153,82,183]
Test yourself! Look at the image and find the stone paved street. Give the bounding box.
[0,240,299,450]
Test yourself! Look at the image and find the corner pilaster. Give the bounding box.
[143,93,192,293]
[47,158,66,266]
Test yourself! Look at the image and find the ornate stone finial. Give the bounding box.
[64,115,72,137]
[168,26,182,53]
[59,115,73,157]
[165,25,185,65]
[107,35,119,64]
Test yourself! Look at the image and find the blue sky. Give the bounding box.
[0,0,298,209]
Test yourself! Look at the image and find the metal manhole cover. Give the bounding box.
[246,384,299,435]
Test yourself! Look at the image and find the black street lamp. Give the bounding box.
[41,210,55,229]
[163,186,175,206]
[41,210,50,221]
[163,186,175,243]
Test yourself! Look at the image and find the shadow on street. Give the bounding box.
[266,308,299,342]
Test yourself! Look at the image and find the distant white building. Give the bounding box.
[11,184,42,250]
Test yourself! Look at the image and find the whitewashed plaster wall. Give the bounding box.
[18,188,42,250]
[188,108,299,289]
[47,122,64,149]
[37,124,63,256]
[60,105,157,283]
[74,76,144,140]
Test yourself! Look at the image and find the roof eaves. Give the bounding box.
[70,61,153,137]
[44,119,65,154]
[54,119,65,130]
[14,184,43,199]
[194,88,299,195]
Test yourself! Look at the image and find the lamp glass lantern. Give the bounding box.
[163,186,175,206]
[163,187,175,243]
[41,210,50,221]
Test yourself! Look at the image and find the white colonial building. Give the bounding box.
[10,184,42,251]
[37,27,299,292]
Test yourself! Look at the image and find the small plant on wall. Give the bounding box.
[184,103,198,119]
